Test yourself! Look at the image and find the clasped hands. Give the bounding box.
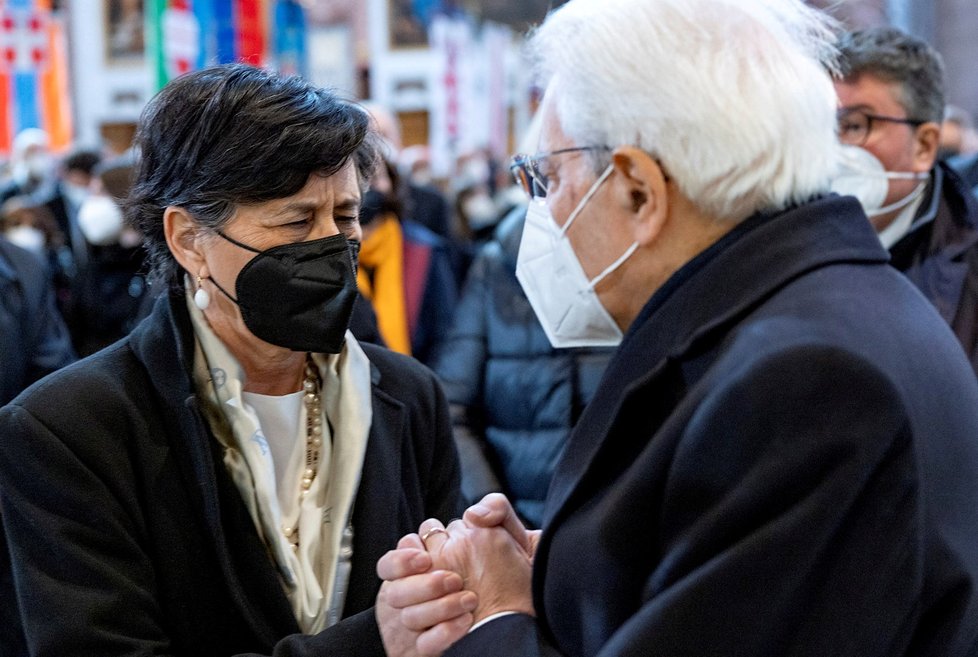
[375,494,541,657]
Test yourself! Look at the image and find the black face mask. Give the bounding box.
[209,231,360,354]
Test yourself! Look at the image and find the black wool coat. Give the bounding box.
[0,289,462,657]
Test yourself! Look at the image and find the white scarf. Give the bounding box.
[186,290,373,633]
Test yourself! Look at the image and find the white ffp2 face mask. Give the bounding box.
[77,195,124,246]
[515,165,638,349]
[4,225,46,255]
[830,144,927,218]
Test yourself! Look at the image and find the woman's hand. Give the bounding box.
[376,533,478,657]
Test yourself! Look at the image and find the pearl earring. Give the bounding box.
[194,275,211,310]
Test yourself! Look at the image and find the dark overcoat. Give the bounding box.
[447,196,978,657]
[0,290,462,657]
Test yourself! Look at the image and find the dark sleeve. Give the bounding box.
[432,251,504,506]
[413,240,459,366]
[0,403,175,656]
[451,347,923,657]
[232,609,383,657]
[0,243,75,396]
[23,259,76,384]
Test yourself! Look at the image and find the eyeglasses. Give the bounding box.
[510,146,611,199]
[836,108,926,146]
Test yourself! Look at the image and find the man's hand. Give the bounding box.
[376,532,478,657]
[462,493,542,559]
[421,515,535,625]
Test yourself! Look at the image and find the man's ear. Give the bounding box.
[163,206,208,280]
[913,121,941,171]
[610,146,669,245]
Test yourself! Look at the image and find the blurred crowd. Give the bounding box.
[4,25,978,525]
[2,2,978,652]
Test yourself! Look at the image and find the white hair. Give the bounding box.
[529,0,841,221]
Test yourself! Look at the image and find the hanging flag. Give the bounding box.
[147,0,200,89]
[429,16,472,178]
[0,0,72,155]
[149,0,273,91]
[273,0,306,78]
[235,0,264,66]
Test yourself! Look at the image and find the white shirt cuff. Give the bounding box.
[468,611,520,634]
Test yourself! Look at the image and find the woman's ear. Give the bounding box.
[610,146,669,245]
[163,206,208,279]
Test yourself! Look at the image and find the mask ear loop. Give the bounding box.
[551,162,640,292]
[865,178,928,218]
[587,241,639,292]
[559,164,615,237]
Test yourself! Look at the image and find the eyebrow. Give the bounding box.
[838,104,874,113]
[273,197,361,217]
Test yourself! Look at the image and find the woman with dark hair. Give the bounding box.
[0,64,462,656]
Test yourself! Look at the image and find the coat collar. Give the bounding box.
[128,289,401,637]
[541,195,888,528]
[129,290,301,640]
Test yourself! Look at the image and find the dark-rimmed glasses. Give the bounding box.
[510,146,611,199]
[837,108,926,146]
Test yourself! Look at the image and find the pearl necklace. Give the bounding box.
[283,354,323,549]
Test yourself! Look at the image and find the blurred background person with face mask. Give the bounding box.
[0,128,55,204]
[356,155,458,366]
[65,151,151,356]
[0,197,64,264]
[832,26,978,373]
[0,233,75,407]
[0,196,76,316]
[41,148,102,269]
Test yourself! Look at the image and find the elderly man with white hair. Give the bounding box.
[373,0,978,656]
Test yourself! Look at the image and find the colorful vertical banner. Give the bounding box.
[149,0,283,91]
[273,0,306,78]
[0,0,72,155]
[234,0,264,65]
[428,16,471,178]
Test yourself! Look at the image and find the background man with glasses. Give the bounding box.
[373,2,978,656]
[835,26,978,373]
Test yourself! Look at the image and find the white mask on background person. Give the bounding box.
[462,193,498,231]
[4,225,46,255]
[516,165,637,349]
[830,144,928,218]
[77,195,124,246]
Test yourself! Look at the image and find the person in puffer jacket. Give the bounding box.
[432,204,614,528]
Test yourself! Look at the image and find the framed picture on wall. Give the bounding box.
[105,0,145,66]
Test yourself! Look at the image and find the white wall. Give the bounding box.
[66,0,152,150]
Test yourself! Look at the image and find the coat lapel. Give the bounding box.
[129,292,299,643]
